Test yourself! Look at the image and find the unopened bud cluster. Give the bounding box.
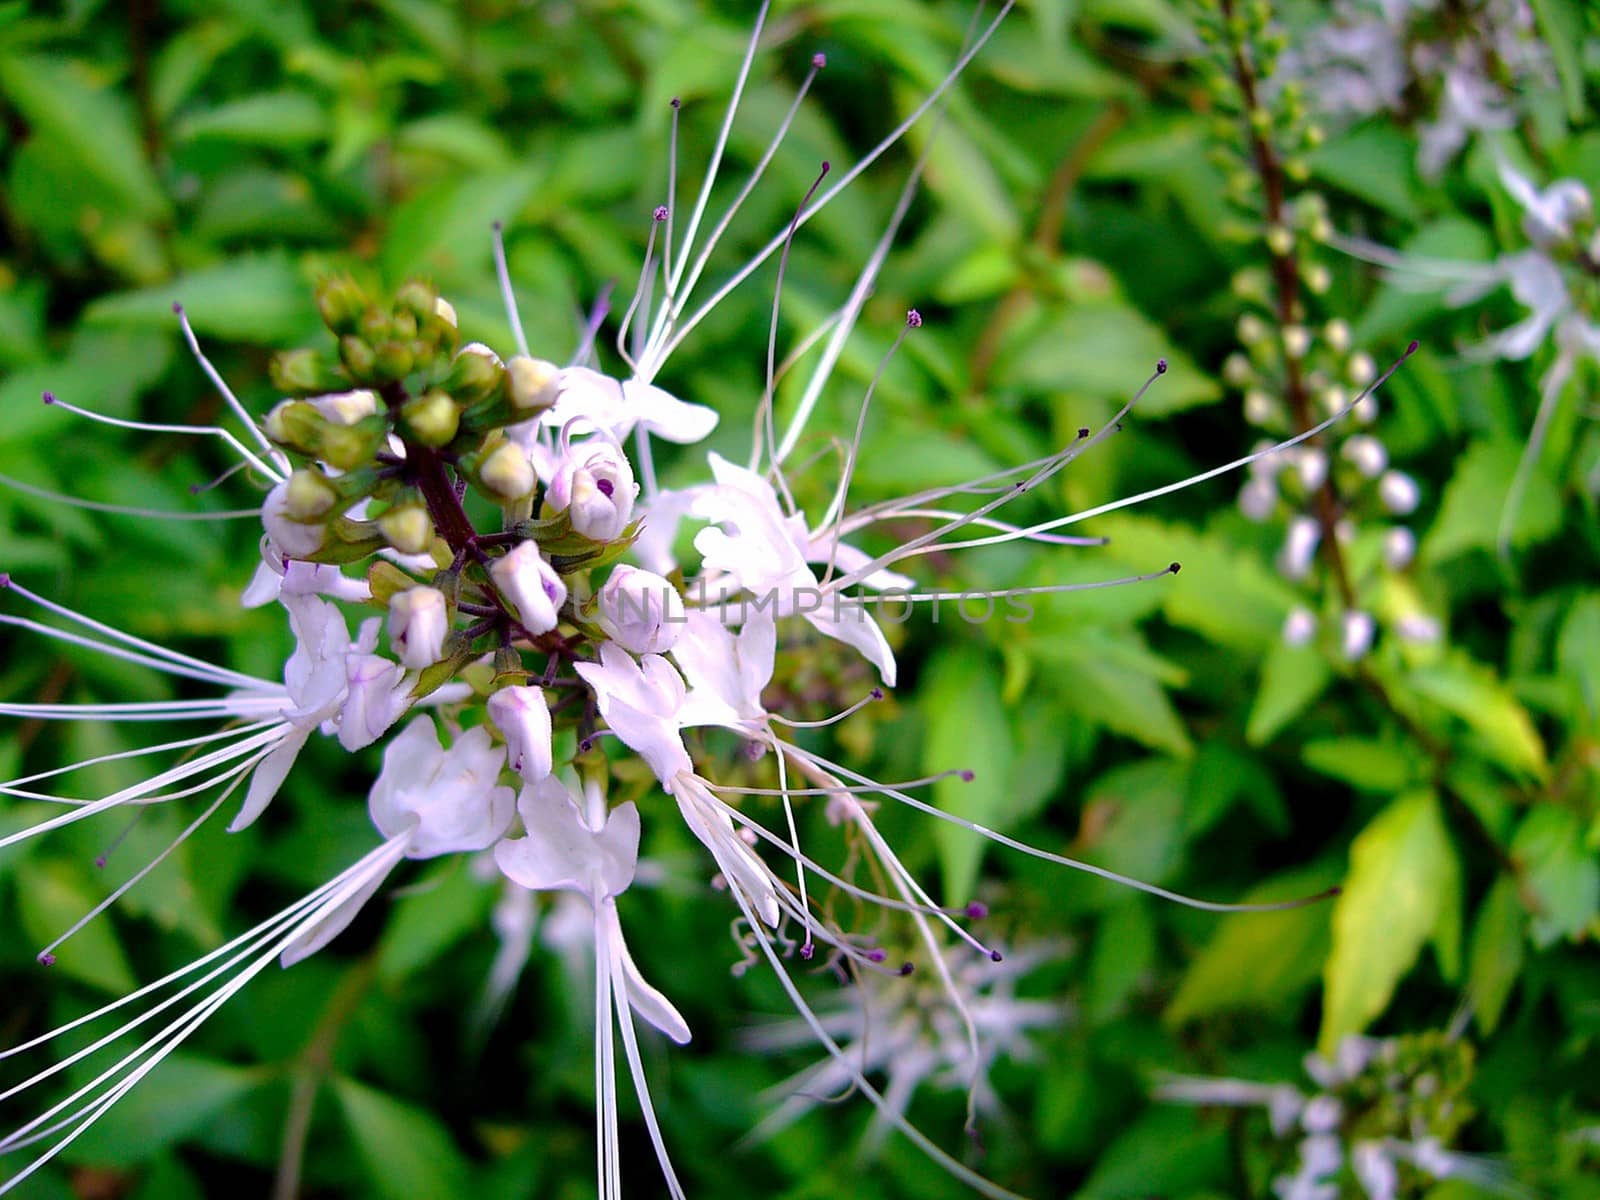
[259,276,654,724]
[1198,0,1436,661]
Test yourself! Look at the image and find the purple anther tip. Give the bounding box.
[959,770,975,782]
[1406,339,1419,354]
[94,855,108,869]
[0,573,11,589]
[652,205,669,222]
[579,737,594,753]
[1156,358,1168,374]
[596,477,615,497]
[819,159,831,173]
[906,309,922,328]
[870,687,884,701]
[1077,427,1090,439]
[1169,561,1182,574]
[41,391,55,405]
[989,949,1004,963]
[899,962,915,976]
[492,219,504,232]
[670,97,681,109]
[812,52,826,68]
[965,901,988,920]
[866,948,887,963]
[37,952,55,967]
[800,943,815,960]
[171,301,184,315]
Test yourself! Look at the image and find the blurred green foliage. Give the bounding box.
[1,0,1598,1197]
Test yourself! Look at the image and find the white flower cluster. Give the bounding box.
[1159,1033,1517,1200]
[1275,0,1553,178]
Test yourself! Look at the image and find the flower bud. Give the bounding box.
[547,440,638,542]
[315,275,368,335]
[1238,476,1277,522]
[596,566,685,655]
[378,504,434,555]
[1341,434,1387,478]
[1378,470,1419,515]
[1396,613,1441,644]
[307,389,380,426]
[263,479,328,558]
[1223,352,1254,386]
[447,343,504,402]
[271,348,346,395]
[1282,606,1317,647]
[1323,319,1351,354]
[1279,515,1321,581]
[1282,324,1311,360]
[1382,526,1416,571]
[1296,446,1328,491]
[433,297,458,329]
[478,440,536,500]
[402,389,461,447]
[1347,352,1376,387]
[490,541,567,634]
[487,685,553,782]
[1341,609,1375,661]
[388,587,449,669]
[339,335,377,381]
[284,469,339,519]
[506,356,560,412]
[1243,388,1277,426]
[1237,313,1269,346]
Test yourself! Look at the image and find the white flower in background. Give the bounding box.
[1160,1033,1519,1200]
[745,940,1070,1155]
[1275,0,1552,178]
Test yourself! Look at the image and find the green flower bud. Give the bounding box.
[318,414,389,472]
[263,400,324,453]
[394,278,438,322]
[506,356,560,412]
[378,503,434,555]
[271,349,345,395]
[372,341,415,383]
[284,468,340,520]
[445,345,504,403]
[433,297,458,329]
[1265,224,1294,257]
[315,275,369,335]
[339,335,377,381]
[477,440,536,500]
[402,389,461,447]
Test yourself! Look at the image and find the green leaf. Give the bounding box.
[336,1077,474,1200]
[13,859,137,994]
[63,1055,262,1166]
[922,645,1013,904]
[84,254,316,345]
[1422,438,1562,563]
[1512,807,1600,947]
[994,303,1221,416]
[1246,639,1332,746]
[1406,652,1548,780]
[1320,791,1461,1053]
[1047,628,1192,757]
[1467,878,1525,1034]
[0,53,169,220]
[1301,737,1419,792]
[173,90,329,148]
[378,860,495,984]
[1166,860,1341,1024]
[381,168,540,283]
[1087,900,1155,1020]
[1530,0,1588,121]
[1308,123,1421,221]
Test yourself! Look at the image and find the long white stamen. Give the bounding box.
[0,471,260,521]
[0,725,287,851]
[492,221,533,358]
[657,2,772,311]
[819,313,920,580]
[171,305,288,476]
[1,721,281,794]
[719,883,1028,1200]
[40,392,283,485]
[913,344,1416,556]
[805,746,1341,914]
[667,2,1015,391]
[0,613,269,692]
[1,578,275,691]
[833,564,1181,608]
[618,209,668,370]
